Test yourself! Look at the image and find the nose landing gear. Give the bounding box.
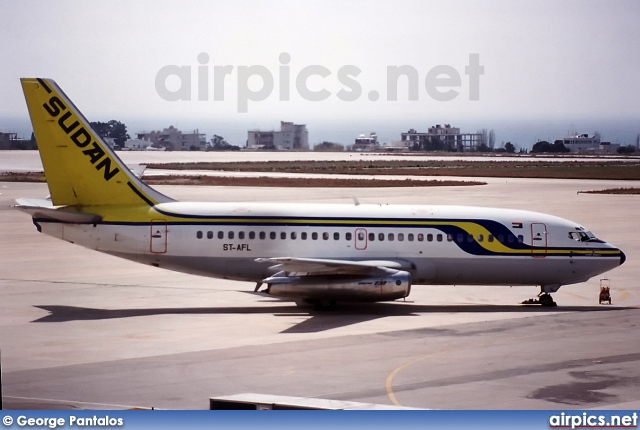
[521,286,558,307]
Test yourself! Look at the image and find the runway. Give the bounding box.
[1,177,639,410]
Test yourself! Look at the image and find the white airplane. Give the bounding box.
[16,78,625,308]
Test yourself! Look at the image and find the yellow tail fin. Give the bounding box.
[21,78,172,207]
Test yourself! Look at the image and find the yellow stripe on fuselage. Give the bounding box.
[85,204,620,258]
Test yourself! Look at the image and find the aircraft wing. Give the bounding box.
[256,257,413,277]
[14,198,102,223]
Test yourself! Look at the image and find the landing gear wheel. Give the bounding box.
[539,293,557,307]
[313,299,337,311]
[294,299,338,310]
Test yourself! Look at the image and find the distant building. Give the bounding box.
[0,131,36,150]
[137,126,207,151]
[558,133,619,154]
[103,137,117,149]
[247,121,308,150]
[400,124,484,152]
[0,132,16,149]
[122,138,154,151]
[353,133,378,151]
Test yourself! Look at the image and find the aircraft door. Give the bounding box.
[150,219,167,254]
[355,228,367,250]
[531,222,547,258]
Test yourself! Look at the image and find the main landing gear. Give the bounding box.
[521,286,558,307]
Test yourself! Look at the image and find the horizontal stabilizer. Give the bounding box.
[14,198,102,223]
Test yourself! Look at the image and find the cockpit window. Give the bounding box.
[569,230,599,242]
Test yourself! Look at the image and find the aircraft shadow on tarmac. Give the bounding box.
[31,301,636,334]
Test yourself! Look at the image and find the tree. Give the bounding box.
[504,142,515,153]
[531,140,552,153]
[90,120,130,148]
[209,134,240,151]
[531,140,569,153]
[477,142,491,152]
[617,145,637,154]
[314,141,344,151]
[488,129,496,150]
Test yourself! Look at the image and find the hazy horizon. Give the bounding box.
[2,0,639,149]
[2,114,638,151]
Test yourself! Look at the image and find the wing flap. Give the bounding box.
[255,257,413,277]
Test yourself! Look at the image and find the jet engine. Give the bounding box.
[265,270,411,302]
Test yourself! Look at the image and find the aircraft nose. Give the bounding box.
[620,250,626,266]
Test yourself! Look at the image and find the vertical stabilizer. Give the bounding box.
[21,78,173,207]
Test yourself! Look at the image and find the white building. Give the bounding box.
[353,132,378,151]
[122,138,154,151]
[247,121,309,150]
[558,133,619,154]
[401,124,484,152]
[137,126,207,151]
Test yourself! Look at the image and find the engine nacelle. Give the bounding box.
[266,270,411,302]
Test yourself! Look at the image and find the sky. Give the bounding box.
[1,0,639,146]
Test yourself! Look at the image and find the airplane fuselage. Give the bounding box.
[37,201,624,292]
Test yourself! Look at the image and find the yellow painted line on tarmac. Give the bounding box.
[616,288,630,302]
[385,351,450,406]
[384,330,558,406]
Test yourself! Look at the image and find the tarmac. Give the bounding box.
[1,175,639,410]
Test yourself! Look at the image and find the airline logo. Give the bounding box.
[37,79,120,182]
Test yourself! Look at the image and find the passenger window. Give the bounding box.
[270,232,276,240]
[346,232,352,241]
[259,232,266,240]
[398,233,404,241]
[517,235,524,243]
[369,232,375,241]
[508,234,515,243]
[334,232,340,240]
[488,235,494,242]
[218,231,224,239]
[417,233,424,242]
[408,233,414,241]
[281,232,286,240]
[312,232,318,240]
[239,231,245,240]
[498,234,505,243]
[323,232,329,240]
[427,233,433,242]
[437,234,443,242]
[477,234,483,242]
[291,232,297,240]
[447,234,453,242]
[378,233,385,241]
[196,231,203,239]
[467,234,474,243]
[388,233,394,241]
[207,231,213,239]
[301,232,307,240]
[229,231,234,240]
[249,231,255,240]
[457,233,464,243]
